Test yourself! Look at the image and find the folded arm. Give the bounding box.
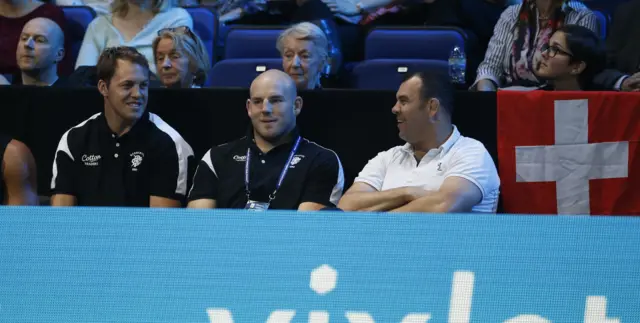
[390,176,482,213]
[337,182,414,212]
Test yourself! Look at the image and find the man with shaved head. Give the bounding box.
[188,69,344,211]
[16,17,65,86]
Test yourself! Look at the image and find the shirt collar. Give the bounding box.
[99,111,149,141]
[401,125,461,157]
[245,125,301,154]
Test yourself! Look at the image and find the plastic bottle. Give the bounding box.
[448,46,466,84]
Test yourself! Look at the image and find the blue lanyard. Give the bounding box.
[245,136,302,202]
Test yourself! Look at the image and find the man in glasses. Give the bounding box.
[187,69,344,211]
[51,46,194,207]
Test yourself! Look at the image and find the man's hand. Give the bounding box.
[321,0,361,16]
[621,72,640,91]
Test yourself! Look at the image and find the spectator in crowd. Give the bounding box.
[16,18,66,86]
[216,0,334,24]
[51,46,194,207]
[473,0,597,91]
[54,0,198,17]
[0,0,68,76]
[593,0,640,91]
[188,69,344,211]
[152,26,210,88]
[0,74,8,85]
[0,135,38,205]
[277,22,330,90]
[75,0,193,76]
[534,25,605,90]
[338,72,500,213]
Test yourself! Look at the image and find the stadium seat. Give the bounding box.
[62,6,96,68]
[365,27,467,60]
[207,58,282,87]
[224,26,285,59]
[185,7,217,66]
[351,59,449,90]
[593,10,609,39]
[1,74,12,84]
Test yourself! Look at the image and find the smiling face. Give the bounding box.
[391,76,435,144]
[98,59,149,123]
[246,70,301,142]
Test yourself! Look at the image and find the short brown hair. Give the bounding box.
[97,46,150,86]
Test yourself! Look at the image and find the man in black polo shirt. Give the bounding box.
[50,46,194,207]
[188,69,344,211]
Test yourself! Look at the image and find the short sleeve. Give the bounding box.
[353,150,391,191]
[444,142,500,200]
[299,150,344,206]
[50,131,76,195]
[149,134,194,200]
[188,149,220,202]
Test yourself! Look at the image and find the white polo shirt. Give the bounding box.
[354,126,500,213]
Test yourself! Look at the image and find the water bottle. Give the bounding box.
[448,46,466,84]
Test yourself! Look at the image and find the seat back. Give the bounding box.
[351,59,449,90]
[224,26,285,59]
[207,58,282,87]
[62,6,97,67]
[185,7,217,65]
[593,10,609,39]
[365,27,467,60]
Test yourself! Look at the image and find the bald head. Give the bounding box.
[23,18,64,47]
[250,69,297,100]
[17,17,65,73]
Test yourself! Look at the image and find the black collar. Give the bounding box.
[245,126,301,154]
[98,110,149,141]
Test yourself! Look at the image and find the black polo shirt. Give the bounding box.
[188,129,344,209]
[51,112,194,206]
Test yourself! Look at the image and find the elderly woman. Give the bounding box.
[473,0,598,91]
[75,0,192,75]
[152,27,210,88]
[276,22,332,90]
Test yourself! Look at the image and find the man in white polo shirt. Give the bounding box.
[338,72,500,213]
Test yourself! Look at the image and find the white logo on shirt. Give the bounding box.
[289,155,305,168]
[233,155,247,162]
[81,154,101,166]
[130,152,144,171]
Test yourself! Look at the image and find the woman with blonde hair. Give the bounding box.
[153,26,211,88]
[75,0,192,75]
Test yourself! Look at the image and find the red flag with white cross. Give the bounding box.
[497,91,640,215]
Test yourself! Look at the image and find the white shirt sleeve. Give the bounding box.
[75,18,104,69]
[444,142,500,200]
[353,150,392,191]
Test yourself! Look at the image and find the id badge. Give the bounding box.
[245,200,270,211]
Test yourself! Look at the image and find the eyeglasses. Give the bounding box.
[540,43,573,58]
[158,26,197,43]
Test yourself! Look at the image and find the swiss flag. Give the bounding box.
[497,91,640,215]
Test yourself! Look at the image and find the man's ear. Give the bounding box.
[294,96,303,116]
[55,47,65,63]
[427,97,441,120]
[246,98,252,117]
[98,80,108,97]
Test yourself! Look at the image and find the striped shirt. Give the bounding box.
[473,2,598,88]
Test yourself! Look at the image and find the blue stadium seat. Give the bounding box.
[224,27,285,59]
[62,6,96,68]
[593,10,608,39]
[185,7,217,66]
[207,58,282,87]
[351,59,449,90]
[1,74,11,83]
[365,27,466,60]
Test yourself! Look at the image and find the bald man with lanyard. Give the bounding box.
[188,69,344,211]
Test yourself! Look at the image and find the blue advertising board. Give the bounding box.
[0,207,639,322]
